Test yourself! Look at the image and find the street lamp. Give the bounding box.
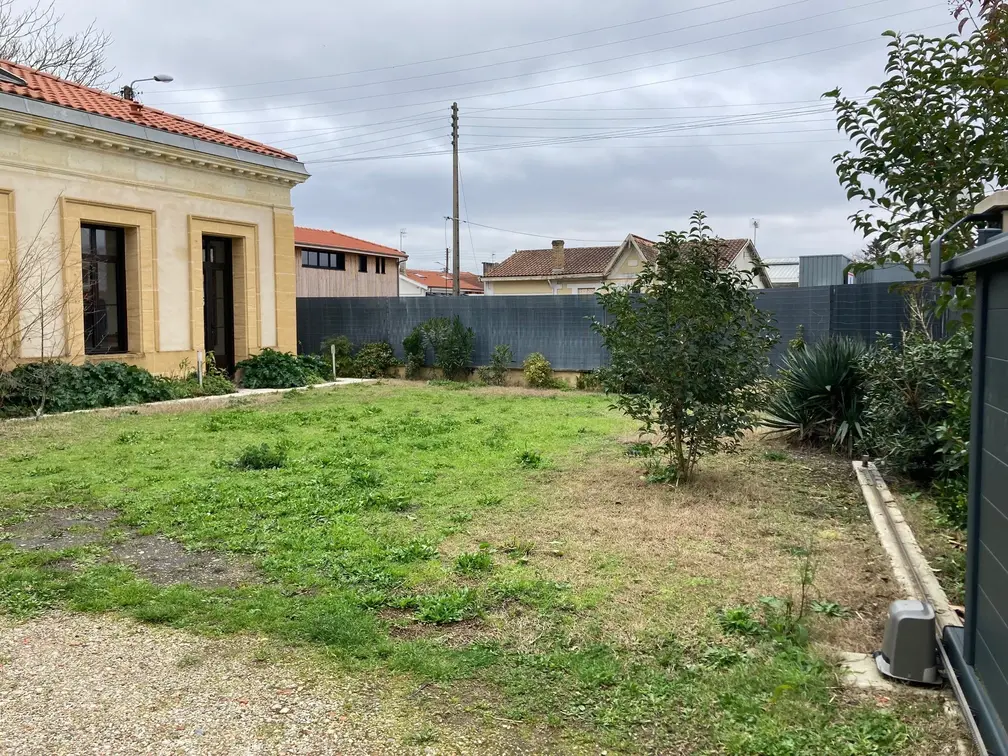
[119,74,174,102]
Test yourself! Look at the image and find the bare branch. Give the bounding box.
[0,0,114,88]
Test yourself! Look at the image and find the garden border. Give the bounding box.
[1,378,375,424]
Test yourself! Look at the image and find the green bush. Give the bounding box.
[0,359,235,417]
[320,336,354,377]
[576,370,602,391]
[231,443,286,470]
[235,348,320,389]
[296,353,332,381]
[861,329,971,528]
[765,336,868,455]
[353,342,398,378]
[2,361,173,416]
[403,327,425,379]
[421,316,474,380]
[477,344,512,386]
[523,352,561,388]
[862,329,971,480]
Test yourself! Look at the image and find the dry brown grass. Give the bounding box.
[445,434,900,654]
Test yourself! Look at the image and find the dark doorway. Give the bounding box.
[202,236,235,372]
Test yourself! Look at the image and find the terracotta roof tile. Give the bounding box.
[484,235,753,278]
[404,269,483,293]
[484,244,620,278]
[294,227,406,258]
[0,60,297,161]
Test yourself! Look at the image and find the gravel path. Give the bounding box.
[0,613,544,756]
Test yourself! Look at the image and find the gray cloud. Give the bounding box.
[53,0,957,270]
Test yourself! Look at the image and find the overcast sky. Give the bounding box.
[52,0,957,271]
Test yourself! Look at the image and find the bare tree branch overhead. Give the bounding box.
[0,0,112,88]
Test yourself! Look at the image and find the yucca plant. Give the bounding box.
[765,336,868,456]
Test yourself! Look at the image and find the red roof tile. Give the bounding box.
[294,226,407,258]
[403,269,483,293]
[0,60,297,161]
[483,244,620,278]
[484,235,752,278]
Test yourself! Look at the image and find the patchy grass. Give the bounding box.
[0,385,964,752]
[892,486,967,607]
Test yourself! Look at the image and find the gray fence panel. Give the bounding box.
[753,287,831,368]
[297,284,930,372]
[298,295,608,370]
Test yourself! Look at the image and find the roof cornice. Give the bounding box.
[0,92,309,185]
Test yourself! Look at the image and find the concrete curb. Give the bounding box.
[1,378,377,424]
[853,460,960,632]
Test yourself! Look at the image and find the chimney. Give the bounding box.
[482,261,498,277]
[551,240,565,273]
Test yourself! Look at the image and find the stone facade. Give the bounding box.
[0,107,308,373]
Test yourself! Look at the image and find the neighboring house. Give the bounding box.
[295,227,407,297]
[481,234,771,295]
[0,60,308,373]
[399,268,483,296]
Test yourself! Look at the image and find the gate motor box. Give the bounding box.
[875,600,939,685]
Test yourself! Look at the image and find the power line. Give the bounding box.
[306,136,842,166]
[146,0,776,96]
[295,104,833,160]
[452,219,621,244]
[457,158,480,269]
[155,0,825,108]
[188,13,946,129]
[169,0,930,122]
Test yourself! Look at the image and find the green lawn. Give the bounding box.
[0,383,959,753]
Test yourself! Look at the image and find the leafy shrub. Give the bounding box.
[455,545,494,574]
[477,344,512,386]
[861,328,972,529]
[353,342,398,378]
[235,348,319,389]
[718,606,762,637]
[765,336,868,455]
[231,443,287,470]
[1,361,173,416]
[297,352,333,381]
[576,370,602,391]
[593,212,777,482]
[523,352,562,388]
[862,329,971,481]
[422,316,474,380]
[321,336,354,377]
[402,327,426,379]
[0,357,238,417]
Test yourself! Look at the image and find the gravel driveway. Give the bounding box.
[0,613,543,756]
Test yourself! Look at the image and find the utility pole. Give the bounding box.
[451,102,460,296]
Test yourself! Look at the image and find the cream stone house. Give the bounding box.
[0,60,308,373]
[481,234,771,295]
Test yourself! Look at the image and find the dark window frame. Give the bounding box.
[375,257,387,274]
[301,248,346,270]
[358,254,368,273]
[81,224,128,355]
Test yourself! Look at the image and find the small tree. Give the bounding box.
[593,212,777,483]
[826,7,1008,319]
